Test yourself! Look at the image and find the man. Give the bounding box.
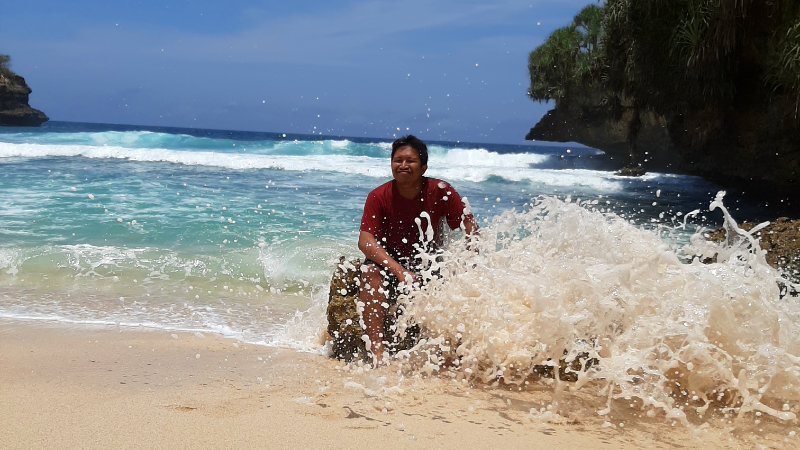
[358,135,478,364]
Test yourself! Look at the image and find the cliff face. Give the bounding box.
[0,70,48,126]
[526,84,680,170]
[526,84,800,202]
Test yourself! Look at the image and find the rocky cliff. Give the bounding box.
[526,85,800,208]
[526,84,679,170]
[0,70,48,126]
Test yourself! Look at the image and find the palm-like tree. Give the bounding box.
[604,0,800,116]
[528,4,604,103]
[601,0,799,161]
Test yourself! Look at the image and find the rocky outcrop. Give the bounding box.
[326,257,420,363]
[0,70,48,126]
[526,86,800,207]
[327,258,369,363]
[526,84,680,171]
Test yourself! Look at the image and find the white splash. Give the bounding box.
[393,193,800,423]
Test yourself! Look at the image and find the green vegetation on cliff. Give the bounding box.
[601,0,800,125]
[528,5,603,103]
[0,54,12,76]
[527,1,800,198]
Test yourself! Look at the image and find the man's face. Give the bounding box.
[391,146,427,183]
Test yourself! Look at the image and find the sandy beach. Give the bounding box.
[1,319,795,449]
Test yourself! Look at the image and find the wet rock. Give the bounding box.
[705,218,800,286]
[326,257,368,363]
[326,257,421,363]
[532,349,598,382]
[616,164,646,177]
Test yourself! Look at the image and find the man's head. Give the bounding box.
[390,135,427,186]
[391,135,428,166]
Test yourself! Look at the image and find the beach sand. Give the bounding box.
[1,319,793,449]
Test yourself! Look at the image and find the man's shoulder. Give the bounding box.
[366,180,394,200]
[370,180,393,193]
[425,177,454,193]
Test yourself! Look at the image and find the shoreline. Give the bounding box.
[1,318,794,448]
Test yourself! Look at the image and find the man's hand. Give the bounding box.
[399,270,417,285]
[359,230,408,280]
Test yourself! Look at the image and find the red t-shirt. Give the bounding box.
[360,177,472,266]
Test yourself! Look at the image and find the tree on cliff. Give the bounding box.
[0,54,11,76]
[527,1,800,193]
[531,1,800,120]
[602,0,800,133]
[527,4,603,103]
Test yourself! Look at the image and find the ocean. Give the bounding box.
[1,121,798,426]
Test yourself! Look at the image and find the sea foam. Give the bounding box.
[389,193,799,424]
[0,141,622,187]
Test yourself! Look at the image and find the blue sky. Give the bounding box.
[1,0,592,144]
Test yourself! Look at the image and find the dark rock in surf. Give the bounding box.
[616,164,646,177]
[327,257,369,363]
[326,256,421,363]
[704,218,800,288]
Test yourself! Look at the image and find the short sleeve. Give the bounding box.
[360,191,381,234]
[445,188,470,230]
[435,181,471,230]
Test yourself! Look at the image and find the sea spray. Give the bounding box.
[388,193,800,424]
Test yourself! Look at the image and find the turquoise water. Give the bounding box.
[0,120,757,345]
[5,121,800,425]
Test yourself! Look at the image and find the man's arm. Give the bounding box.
[358,231,415,282]
[463,215,479,236]
[460,213,479,252]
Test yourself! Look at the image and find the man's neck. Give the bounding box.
[395,177,425,200]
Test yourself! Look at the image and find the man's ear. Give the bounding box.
[421,164,428,175]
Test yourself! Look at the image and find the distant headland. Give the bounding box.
[0,55,48,127]
[525,2,799,207]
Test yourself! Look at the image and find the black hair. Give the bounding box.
[391,135,428,166]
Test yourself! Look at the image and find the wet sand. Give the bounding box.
[0,319,793,449]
